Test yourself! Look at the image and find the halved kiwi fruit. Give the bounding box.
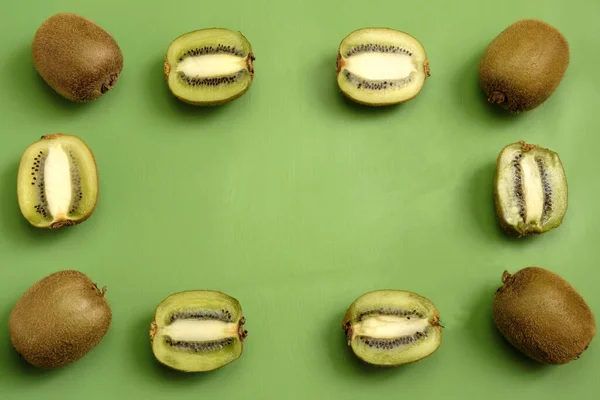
[150,290,248,372]
[17,134,98,229]
[342,290,442,366]
[494,141,568,236]
[164,28,255,105]
[336,28,430,106]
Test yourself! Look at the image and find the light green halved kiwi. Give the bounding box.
[342,290,442,366]
[494,141,568,236]
[336,28,430,106]
[164,28,255,105]
[150,290,248,372]
[17,134,98,229]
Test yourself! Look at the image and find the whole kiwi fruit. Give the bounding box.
[32,13,124,102]
[493,267,595,364]
[9,270,112,369]
[479,19,569,112]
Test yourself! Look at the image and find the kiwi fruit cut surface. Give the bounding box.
[17,134,99,229]
[32,13,123,102]
[479,19,570,112]
[336,28,430,106]
[9,270,112,369]
[164,28,255,105]
[150,290,248,372]
[342,290,442,366]
[493,267,595,364]
[494,141,567,236]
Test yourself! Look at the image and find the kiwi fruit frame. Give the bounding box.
[164,28,256,106]
[336,27,430,106]
[32,12,123,102]
[493,267,595,364]
[17,134,99,229]
[479,19,570,112]
[9,270,112,369]
[342,290,442,367]
[150,290,248,372]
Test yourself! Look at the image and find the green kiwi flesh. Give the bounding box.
[32,13,123,102]
[342,290,442,366]
[494,141,567,236]
[150,290,248,372]
[164,28,255,105]
[9,270,112,369]
[479,19,570,112]
[493,267,595,364]
[17,134,98,229]
[336,28,430,106]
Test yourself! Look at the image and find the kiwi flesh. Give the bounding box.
[32,13,123,102]
[150,290,248,372]
[342,290,442,366]
[479,19,570,112]
[336,28,430,106]
[164,28,255,105]
[494,141,567,236]
[493,267,595,364]
[9,270,112,369]
[17,134,99,229]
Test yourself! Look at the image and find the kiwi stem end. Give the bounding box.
[489,91,506,104]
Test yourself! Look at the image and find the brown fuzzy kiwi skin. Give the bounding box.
[493,267,596,364]
[32,13,123,102]
[479,19,569,113]
[8,270,112,369]
[493,141,568,237]
[341,290,443,367]
[163,29,256,106]
[335,28,431,107]
[18,133,99,230]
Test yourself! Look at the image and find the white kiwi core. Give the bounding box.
[176,54,246,78]
[346,53,416,81]
[352,315,430,339]
[44,143,72,219]
[161,319,238,342]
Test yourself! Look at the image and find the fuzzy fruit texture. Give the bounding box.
[32,13,124,102]
[493,267,595,364]
[9,270,112,369]
[479,19,569,112]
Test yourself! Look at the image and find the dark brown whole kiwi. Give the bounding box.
[32,13,123,102]
[9,270,112,368]
[479,19,569,112]
[493,267,595,364]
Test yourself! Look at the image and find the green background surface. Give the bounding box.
[0,0,598,398]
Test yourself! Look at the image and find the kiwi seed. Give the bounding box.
[342,290,442,366]
[494,141,568,236]
[164,28,255,106]
[479,19,570,112]
[32,12,124,102]
[336,27,430,106]
[9,270,112,369]
[493,267,595,364]
[149,290,248,372]
[17,133,99,229]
